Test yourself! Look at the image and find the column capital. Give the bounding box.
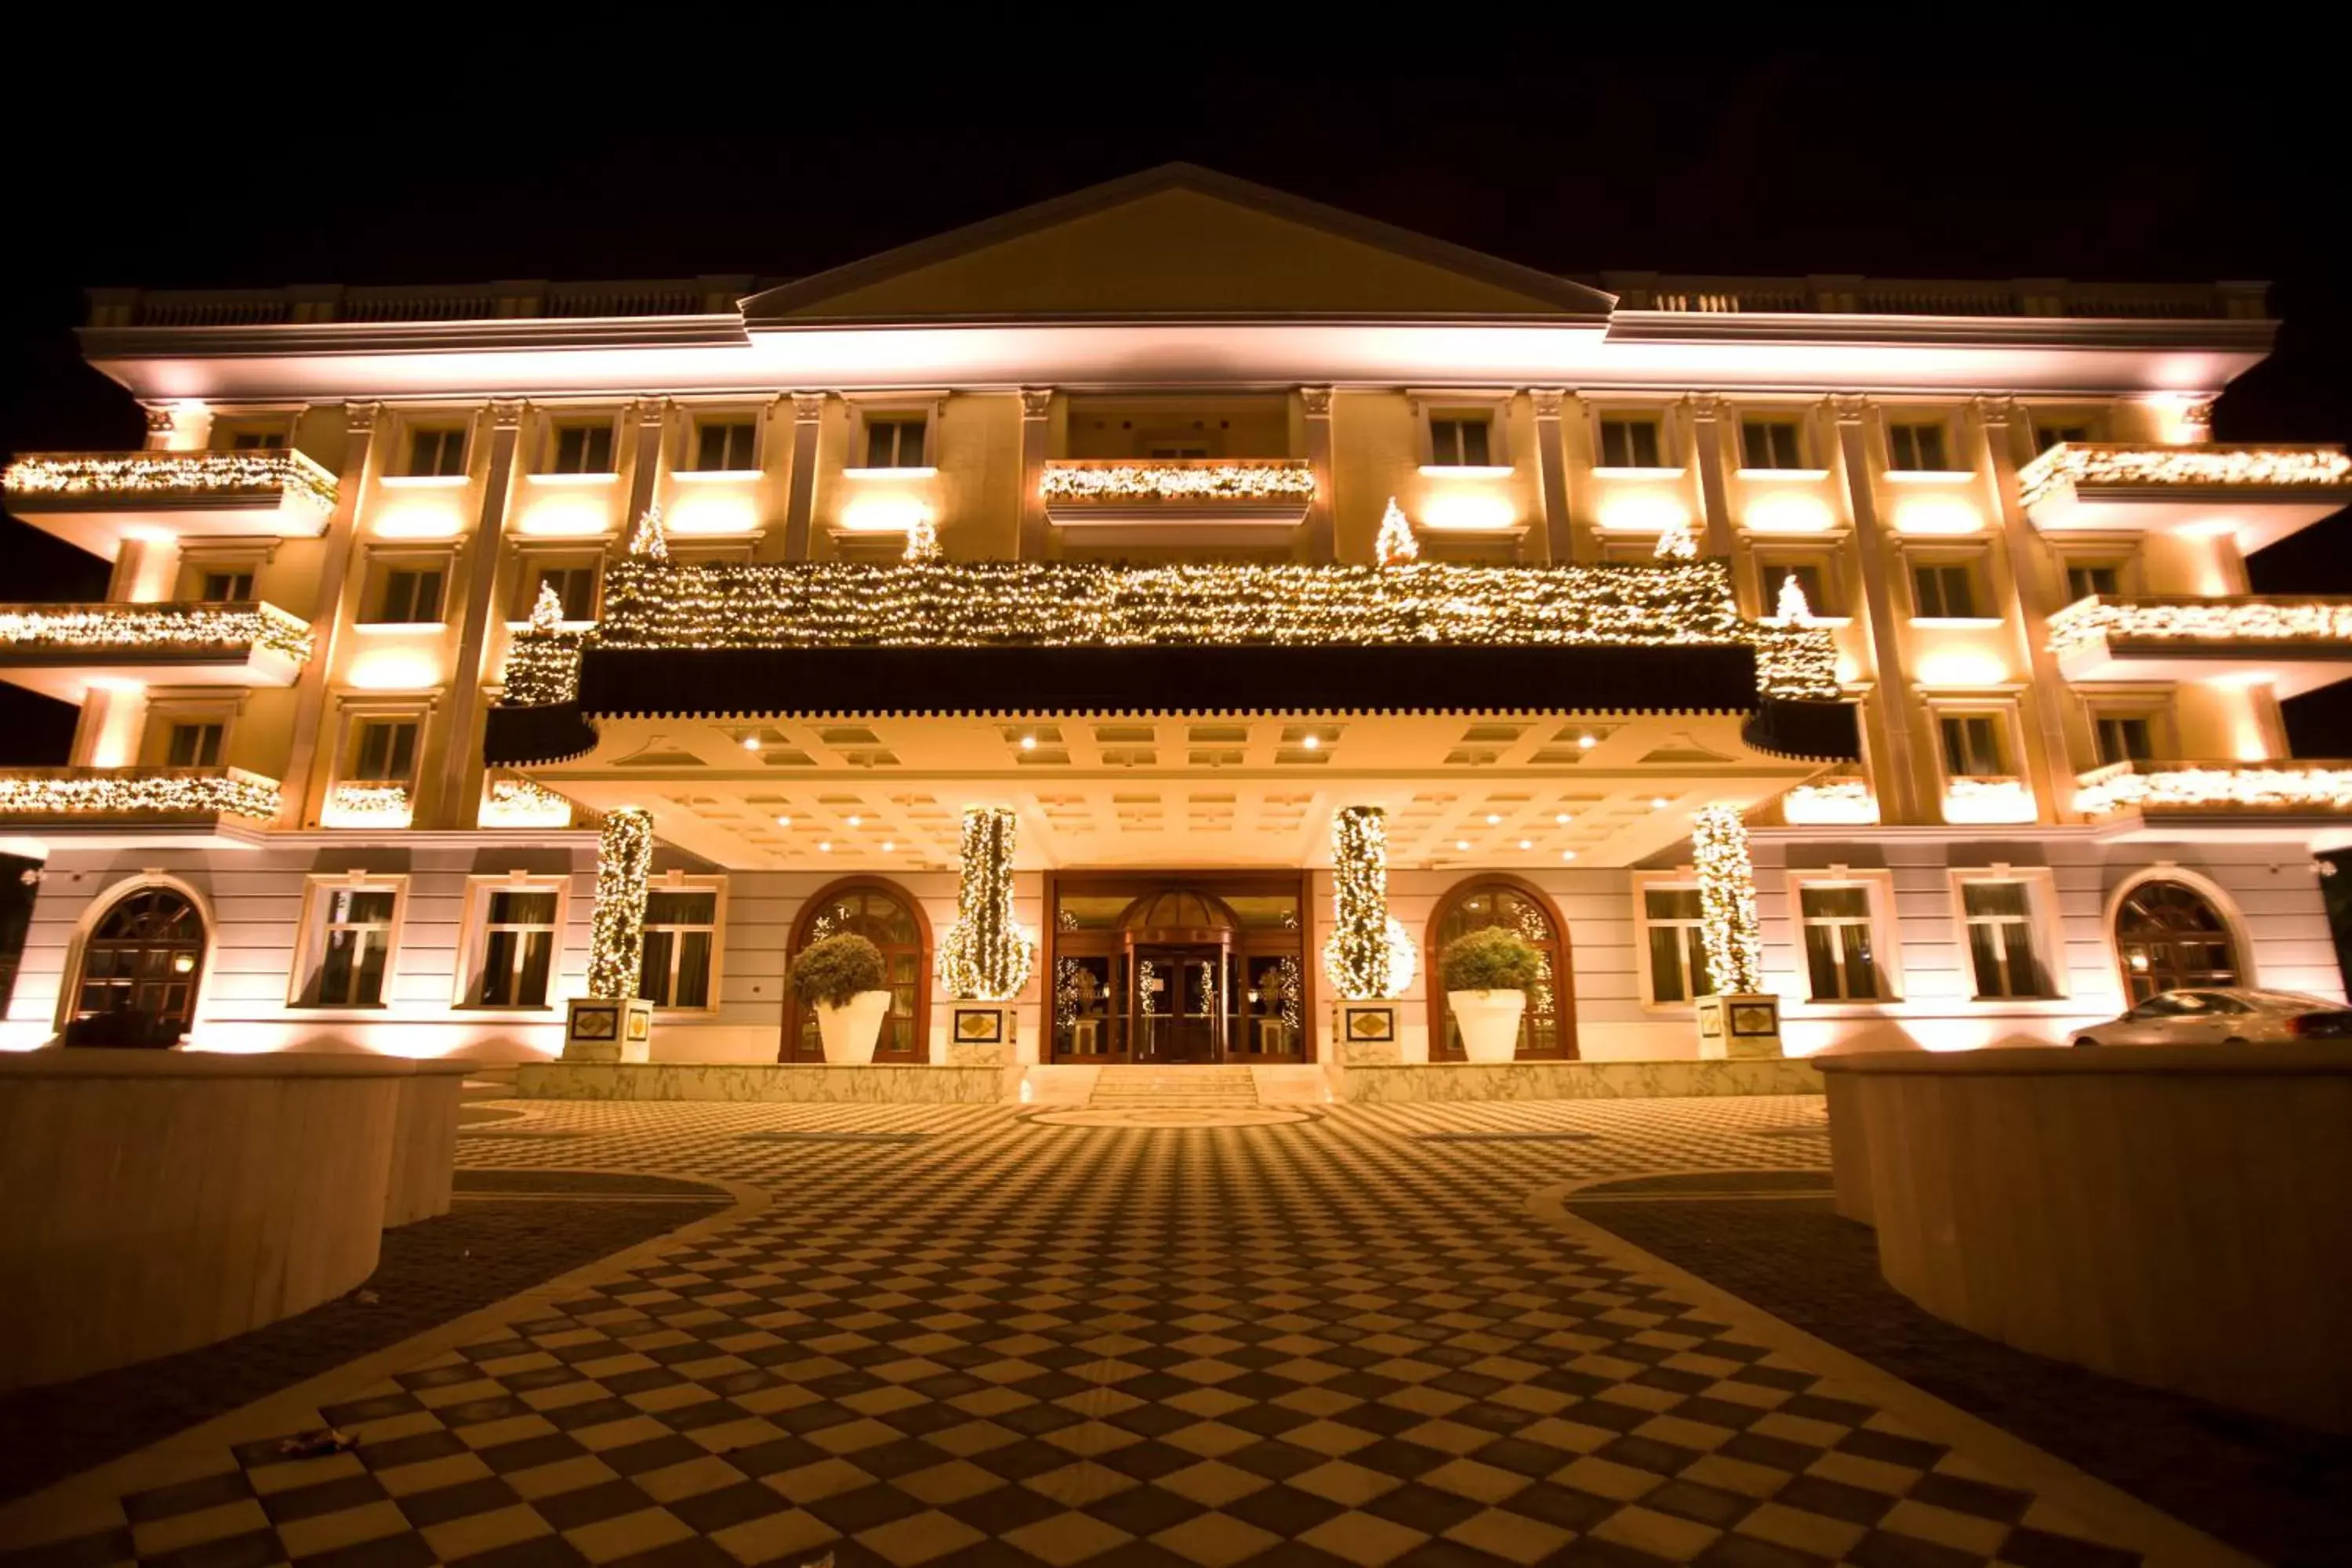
[142,405,178,435]
[2179,398,2217,440]
[1969,394,2020,430]
[488,399,528,431]
[1019,387,1054,420]
[790,392,827,423]
[630,397,670,429]
[1299,385,1334,419]
[1686,392,1724,423]
[343,401,382,437]
[1829,393,1872,426]
[1530,388,1566,419]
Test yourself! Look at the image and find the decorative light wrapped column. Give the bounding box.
[1690,804,1779,1059]
[568,805,656,1063]
[1325,804,1413,1064]
[939,806,1033,1063]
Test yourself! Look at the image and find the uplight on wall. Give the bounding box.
[666,489,760,536]
[840,494,932,535]
[1893,496,1982,535]
[372,504,465,540]
[516,495,613,537]
[347,649,441,691]
[1418,492,1517,532]
[1596,492,1688,536]
[1744,494,1835,534]
[1916,652,2012,688]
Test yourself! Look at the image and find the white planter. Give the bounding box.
[1448,989,1526,1064]
[814,990,894,1064]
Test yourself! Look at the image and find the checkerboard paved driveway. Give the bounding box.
[5,1097,2181,1567]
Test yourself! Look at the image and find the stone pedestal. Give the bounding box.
[1333,1001,1403,1065]
[564,996,653,1063]
[1696,993,1781,1059]
[946,1003,1019,1065]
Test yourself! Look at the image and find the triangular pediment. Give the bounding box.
[742,165,1614,324]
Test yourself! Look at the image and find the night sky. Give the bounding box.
[4,55,2346,760]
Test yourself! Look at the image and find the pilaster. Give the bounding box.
[1833,396,1923,826]
[1300,386,1334,561]
[281,401,379,828]
[780,393,826,560]
[1687,394,1737,565]
[1018,388,1054,559]
[1976,397,2076,822]
[623,397,668,529]
[1530,389,1573,564]
[428,400,525,830]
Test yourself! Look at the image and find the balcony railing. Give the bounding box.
[0,766,281,823]
[3,451,339,553]
[2076,760,2352,818]
[321,782,415,829]
[0,601,315,668]
[1039,459,1317,539]
[2049,594,2352,696]
[2019,443,2352,509]
[1781,774,1879,826]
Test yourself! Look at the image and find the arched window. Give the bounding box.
[71,887,207,1047]
[783,879,930,1062]
[2115,879,2241,1003]
[1427,878,1576,1061]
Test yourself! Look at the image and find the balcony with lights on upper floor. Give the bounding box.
[2049,594,2352,696]
[2075,758,2352,841]
[1040,459,1317,546]
[0,602,315,701]
[0,765,281,846]
[2,450,339,558]
[2018,443,2352,549]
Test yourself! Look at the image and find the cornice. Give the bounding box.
[80,315,752,361]
[1605,311,2280,354]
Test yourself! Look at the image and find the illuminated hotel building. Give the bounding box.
[3,163,2347,1067]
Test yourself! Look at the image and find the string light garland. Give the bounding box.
[586,805,654,1000]
[594,561,1840,701]
[2074,761,2352,816]
[499,583,585,707]
[902,513,942,563]
[322,782,412,827]
[1325,805,1414,1000]
[2,449,339,520]
[1691,804,1762,996]
[481,777,574,828]
[938,806,1034,1000]
[0,767,280,819]
[1653,517,1698,561]
[1039,459,1317,503]
[2048,595,2352,656]
[1375,497,1419,566]
[628,504,670,561]
[2018,443,2352,508]
[1782,776,1878,826]
[0,601,314,664]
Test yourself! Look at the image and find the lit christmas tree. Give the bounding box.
[1775,572,1813,622]
[1653,517,1697,561]
[1375,497,1419,566]
[902,513,942,563]
[528,580,564,633]
[628,504,670,561]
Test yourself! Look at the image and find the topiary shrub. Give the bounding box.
[789,933,887,1007]
[1440,926,1541,993]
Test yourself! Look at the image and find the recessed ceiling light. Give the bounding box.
[881,840,895,852]
[1555,812,1573,825]
[740,735,760,751]
[1455,839,1470,851]
[774,815,792,828]
[1020,735,1037,750]
[1577,733,1596,750]
[1561,849,1577,861]
[1650,797,1668,809]
[1485,813,1501,825]
[1301,734,1320,750]
[848,815,862,827]
[1517,839,1532,850]
[818,841,832,852]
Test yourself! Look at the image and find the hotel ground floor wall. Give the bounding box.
[3,831,2339,1062]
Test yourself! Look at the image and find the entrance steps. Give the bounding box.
[1018,1064,1333,1109]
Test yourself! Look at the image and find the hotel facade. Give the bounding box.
[3,164,2347,1069]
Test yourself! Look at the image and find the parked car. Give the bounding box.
[2072,988,2352,1047]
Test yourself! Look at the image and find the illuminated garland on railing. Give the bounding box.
[0,601,316,665]
[938,806,1034,1000]
[501,586,586,706]
[2074,762,2352,815]
[2018,444,2352,508]
[1039,459,1317,503]
[1782,777,1878,826]
[2047,595,2352,656]
[2,450,339,519]
[586,806,654,1000]
[323,782,412,827]
[1691,804,1762,996]
[481,777,574,829]
[1324,805,1413,1000]
[594,561,1840,701]
[0,767,281,819]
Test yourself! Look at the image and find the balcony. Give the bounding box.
[2076,759,2352,840]
[2049,594,2352,697]
[1039,459,1316,545]
[2018,443,2352,549]
[0,602,315,701]
[0,766,281,844]
[2,450,339,558]
[321,782,415,830]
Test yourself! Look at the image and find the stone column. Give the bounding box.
[1017,387,1054,559]
[429,401,525,829]
[780,393,826,560]
[1834,397,1923,826]
[1978,397,2077,820]
[281,401,380,828]
[622,398,668,529]
[1300,387,1336,561]
[1688,394,1738,566]
[141,405,178,452]
[1531,390,1573,565]
[568,805,655,1063]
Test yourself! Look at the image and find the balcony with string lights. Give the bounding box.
[2,450,339,557]
[2074,758,2352,840]
[0,602,315,701]
[2019,443,2352,548]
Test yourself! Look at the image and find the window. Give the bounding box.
[72,887,205,1042]
[300,885,400,1007]
[1799,884,1885,1000]
[548,422,615,474]
[1428,415,1494,467]
[2114,879,2241,1004]
[350,719,419,783]
[641,887,719,1008]
[1960,881,2049,999]
[1939,713,2012,779]
[225,429,281,451]
[789,883,929,1060]
[2094,715,2155,767]
[197,570,253,602]
[518,561,598,622]
[2065,562,2122,601]
[1598,417,1664,469]
[1911,561,1982,619]
[470,886,561,1008]
[1887,421,1952,471]
[1640,886,1713,1004]
[1740,418,1806,470]
[406,426,466,477]
[2037,421,2092,452]
[1145,442,1210,459]
[863,416,927,470]
[1763,560,1838,618]
[369,564,445,624]
[692,419,758,472]
[1428,881,1572,1059]
[166,722,223,768]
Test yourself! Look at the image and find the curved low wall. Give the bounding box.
[0,1051,468,1392]
[1818,1045,2352,1432]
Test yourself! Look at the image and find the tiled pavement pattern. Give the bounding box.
[9,1094,2158,1567]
